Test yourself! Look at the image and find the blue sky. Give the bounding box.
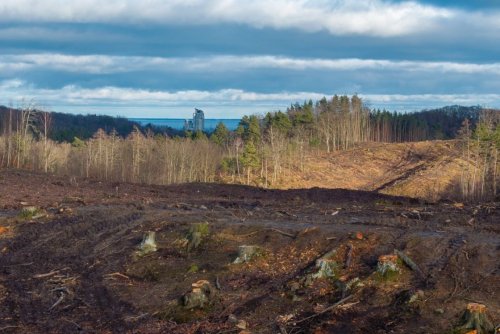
[0,0,499,118]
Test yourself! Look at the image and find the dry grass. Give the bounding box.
[272,140,470,200]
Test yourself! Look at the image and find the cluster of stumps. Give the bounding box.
[136,225,496,334]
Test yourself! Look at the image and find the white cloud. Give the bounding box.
[14,84,327,104]
[1,80,499,115]
[0,0,474,37]
[0,79,25,89]
[2,53,500,75]
[361,93,500,110]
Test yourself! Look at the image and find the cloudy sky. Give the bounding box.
[0,0,499,118]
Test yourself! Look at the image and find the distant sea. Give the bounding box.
[130,118,240,131]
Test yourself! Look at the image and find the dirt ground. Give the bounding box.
[0,169,498,333]
[268,140,470,201]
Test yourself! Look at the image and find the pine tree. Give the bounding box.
[241,140,260,185]
[210,122,230,147]
[247,115,261,144]
[264,111,291,135]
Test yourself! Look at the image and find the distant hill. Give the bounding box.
[48,111,143,142]
[0,106,183,142]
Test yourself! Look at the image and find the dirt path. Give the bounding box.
[0,170,498,333]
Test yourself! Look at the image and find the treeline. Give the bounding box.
[213,97,366,185]
[0,105,182,143]
[67,129,222,184]
[0,104,216,182]
[370,105,482,142]
[0,123,222,185]
[0,98,497,200]
[208,97,490,188]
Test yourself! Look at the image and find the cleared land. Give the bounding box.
[266,140,468,201]
[0,142,498,333]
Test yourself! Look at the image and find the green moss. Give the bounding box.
[187,264,199,274]
[190,223,209,238]
[376,257,403,281]
[375,268,400,281]
[18,206,40,219]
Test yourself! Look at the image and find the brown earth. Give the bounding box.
[265,140,469,201]
[0,164,498,333]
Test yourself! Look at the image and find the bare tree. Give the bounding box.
[39,110,53,172]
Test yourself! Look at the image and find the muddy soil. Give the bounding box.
[0,170,498,333]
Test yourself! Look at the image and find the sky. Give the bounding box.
[0,0,499,119]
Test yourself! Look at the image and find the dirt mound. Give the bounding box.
[273,140,468,201]
[0,170,498,333]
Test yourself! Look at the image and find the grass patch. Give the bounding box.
[18,206,41,219]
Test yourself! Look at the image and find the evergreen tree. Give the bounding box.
[264,111,292,134]
[241,140,260,184]
[210,122,230,147]
[247,115,261,144]
[192,130,208,141]
[236,115,261,144]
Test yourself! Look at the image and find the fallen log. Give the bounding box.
[394,249,424,277]
[269,228,296,238]
[294,295,354,324]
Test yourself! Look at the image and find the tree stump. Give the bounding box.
[313,258,338,279]
[182,280,215,309]
[233,245,262,264]
[310,249,339,280]
[187,223,210,252]
[376,254,400,279]
[456,303,495,334]
[138,231,157,255]
[19,206,42,219]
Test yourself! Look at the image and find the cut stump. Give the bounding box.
[233,245,262,264]
[376,254,400,279]
[456,303,495,334]
[138,231,157,255]
[182,280,215,309]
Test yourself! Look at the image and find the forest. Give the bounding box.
[0,96,498,200]
[0,106,182,142]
